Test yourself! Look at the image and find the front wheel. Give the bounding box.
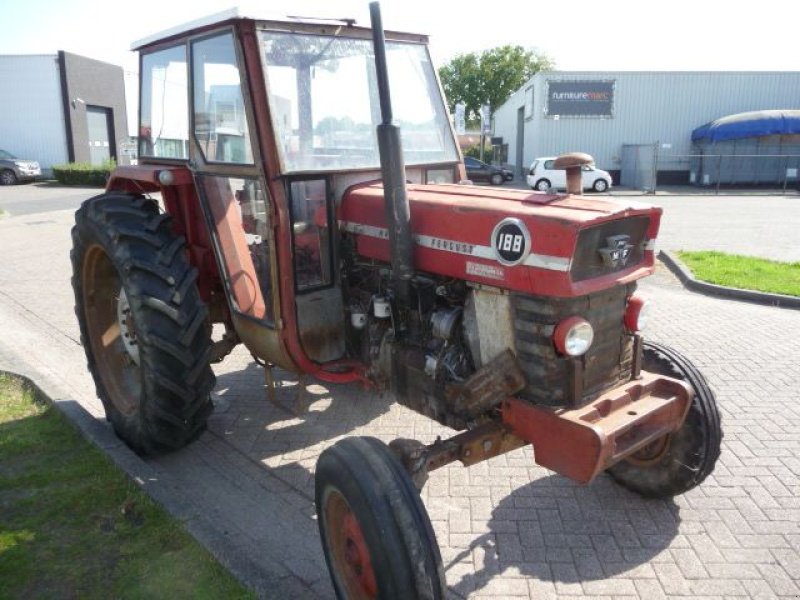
[315,437,445,600]
[490,173,504,186]
[608,341,722,498]
[592,178,609,192]
[0,170,17,185]
[71,192,215,455]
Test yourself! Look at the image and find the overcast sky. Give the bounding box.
[3,0,798,72]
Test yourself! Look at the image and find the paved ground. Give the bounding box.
[0,181,99,217]
[1,183,799,599]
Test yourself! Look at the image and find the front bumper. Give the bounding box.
[15,166,41,180]
[502,371,693,483]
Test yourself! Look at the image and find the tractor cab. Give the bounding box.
[130,8,462,373]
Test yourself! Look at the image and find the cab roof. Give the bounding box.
[131,7,428,51]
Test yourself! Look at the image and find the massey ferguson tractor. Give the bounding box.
[71,4,721,598]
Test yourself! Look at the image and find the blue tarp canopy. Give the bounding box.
[691,110,800,143]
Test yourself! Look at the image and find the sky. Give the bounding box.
[2,0,797,134]
[3,0,798,71]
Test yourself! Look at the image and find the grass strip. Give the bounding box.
[677,251,800,297]
[0,374,253,600]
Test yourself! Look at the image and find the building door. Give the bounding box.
[621,143,657,191]
[515,106,525,178]
[86,106,115,165]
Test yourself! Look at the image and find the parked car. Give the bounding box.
[0,149,41,185]
[527,157,612,192]
[464,156,513,185]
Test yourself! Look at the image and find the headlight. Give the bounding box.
[14,161,25,167]
[624,295,650,332]
[553,316,594,357]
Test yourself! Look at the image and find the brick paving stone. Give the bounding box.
[2,190,800,598]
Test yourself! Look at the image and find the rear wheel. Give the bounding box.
[490,172,504,186]
[535,178,551,191]
[608,341,722,498]
[0,170,17,185]
[71,192,214,455]
[315,437,445,600]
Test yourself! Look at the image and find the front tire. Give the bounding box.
[315,437,445,600]
[0,170,17,185]
[593,179,609,192]
[490,173,504,186]
[71,192,214,455]
[608,341,722,498]
[535,178,551,191]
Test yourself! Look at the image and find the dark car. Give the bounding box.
[463,156,513,185]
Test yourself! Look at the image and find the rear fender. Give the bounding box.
[106,165,222,311]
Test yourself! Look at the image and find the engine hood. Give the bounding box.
[339,182,662,297]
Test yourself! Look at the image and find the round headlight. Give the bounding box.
[624,295,650,332]
[553,316,594,357]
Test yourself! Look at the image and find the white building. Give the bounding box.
[493,71,800,185]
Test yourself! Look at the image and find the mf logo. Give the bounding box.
[598,234,633,268]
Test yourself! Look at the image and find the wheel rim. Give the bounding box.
[595,180,607,192]
[625,434,671,467]
[81,244,142,416]
[537,180,549,191]
[323,489,378,600]
[1,171,14,185]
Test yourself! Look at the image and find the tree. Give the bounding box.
[438,46,554,126]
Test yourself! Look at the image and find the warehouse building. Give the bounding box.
[0,52,129,176]
[493,71,800,188]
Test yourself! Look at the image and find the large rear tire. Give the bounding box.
[71,192,214,456]
[315,437,445,600]
[608,341,722,498]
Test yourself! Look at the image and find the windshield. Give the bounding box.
[0,150,16,159]
[261,31,458,173]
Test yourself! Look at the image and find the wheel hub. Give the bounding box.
[116,287,140,365]
[325,490,378,599]
[625,434,670,467]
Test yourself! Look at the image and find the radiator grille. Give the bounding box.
[571,217,650,282]
[512,284,635,407]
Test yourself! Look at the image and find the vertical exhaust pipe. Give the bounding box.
[554,152,594,195]
[369,1,413,303]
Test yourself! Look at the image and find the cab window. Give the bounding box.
[192,33,254,164]
[139,44,188,158]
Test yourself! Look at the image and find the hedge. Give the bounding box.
[52,161,115,186]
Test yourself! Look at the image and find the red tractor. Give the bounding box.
[71,4,721,598]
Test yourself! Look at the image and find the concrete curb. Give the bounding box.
[658,249,800,310]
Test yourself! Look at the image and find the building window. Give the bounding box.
[524,85,534,120]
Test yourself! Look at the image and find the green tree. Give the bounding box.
[439,46,554,126]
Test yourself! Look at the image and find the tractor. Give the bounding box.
[70,4,722,598]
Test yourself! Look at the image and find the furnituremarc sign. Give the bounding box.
[546,80,615,118]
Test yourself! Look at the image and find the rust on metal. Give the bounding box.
[445,349,527,419]
[553,152,594,195]
[391,421,528,489]
[502,371,693,483]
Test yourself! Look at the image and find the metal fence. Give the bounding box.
[620,144,800,195]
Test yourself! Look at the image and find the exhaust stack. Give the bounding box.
[369,1,413,303]
[554,152,594,195]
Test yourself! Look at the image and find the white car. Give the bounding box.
[527,157,612,193]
